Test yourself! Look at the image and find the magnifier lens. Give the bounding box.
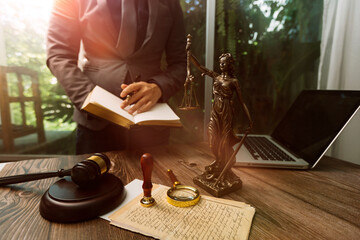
[168,188,198,201]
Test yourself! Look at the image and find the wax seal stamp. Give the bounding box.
[140,153,156,207]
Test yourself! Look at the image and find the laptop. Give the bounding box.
[234,90,360,169]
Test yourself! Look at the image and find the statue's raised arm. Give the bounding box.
[190,54,219,79]
[186,34,218,79]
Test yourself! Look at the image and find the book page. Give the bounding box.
[133,103,180,124]
[109,185,255,240]
[90,86,135,122]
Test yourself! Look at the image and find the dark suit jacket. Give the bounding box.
[46,0,186,130]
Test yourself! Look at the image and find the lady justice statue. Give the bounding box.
[180,34,253,197]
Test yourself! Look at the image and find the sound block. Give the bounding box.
[39,173,125,223]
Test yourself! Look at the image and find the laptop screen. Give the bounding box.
[271,90,360,166]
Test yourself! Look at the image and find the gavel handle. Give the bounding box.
[0,169,71,186]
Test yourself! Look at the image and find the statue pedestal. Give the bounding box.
[193,170,242,197]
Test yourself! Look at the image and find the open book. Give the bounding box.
[81,86,182,129]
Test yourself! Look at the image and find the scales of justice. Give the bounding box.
[180,34,253,197]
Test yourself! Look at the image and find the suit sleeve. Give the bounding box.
[149,0,186,102]
[46,0,95,110]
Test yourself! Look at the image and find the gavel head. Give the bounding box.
[71,153,111,187]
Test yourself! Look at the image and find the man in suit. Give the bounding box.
[46,0,186,154]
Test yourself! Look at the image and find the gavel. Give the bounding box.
[0,153,111,187]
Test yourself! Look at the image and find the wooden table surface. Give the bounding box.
[0,142,359,240]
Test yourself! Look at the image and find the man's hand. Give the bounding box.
[120,82,162,114]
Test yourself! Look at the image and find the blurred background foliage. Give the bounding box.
[0,0,74,131]
[0,0,323,152]
[213,0,322,134]
[174,0,322,142]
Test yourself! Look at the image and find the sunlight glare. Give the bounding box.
[0,0,53,34]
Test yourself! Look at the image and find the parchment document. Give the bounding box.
[109,184,255,240]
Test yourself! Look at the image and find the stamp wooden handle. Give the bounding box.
[141,153,154,197]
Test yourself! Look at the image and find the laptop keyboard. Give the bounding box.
[244,136,295,161]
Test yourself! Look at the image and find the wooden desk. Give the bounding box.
[0,143,359,239]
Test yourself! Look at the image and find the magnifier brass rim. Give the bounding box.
[166,185,200,207]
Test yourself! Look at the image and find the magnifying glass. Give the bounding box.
[166,169,200,207]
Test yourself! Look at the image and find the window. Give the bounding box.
[0,0,75,155]
[213,0,323,134]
